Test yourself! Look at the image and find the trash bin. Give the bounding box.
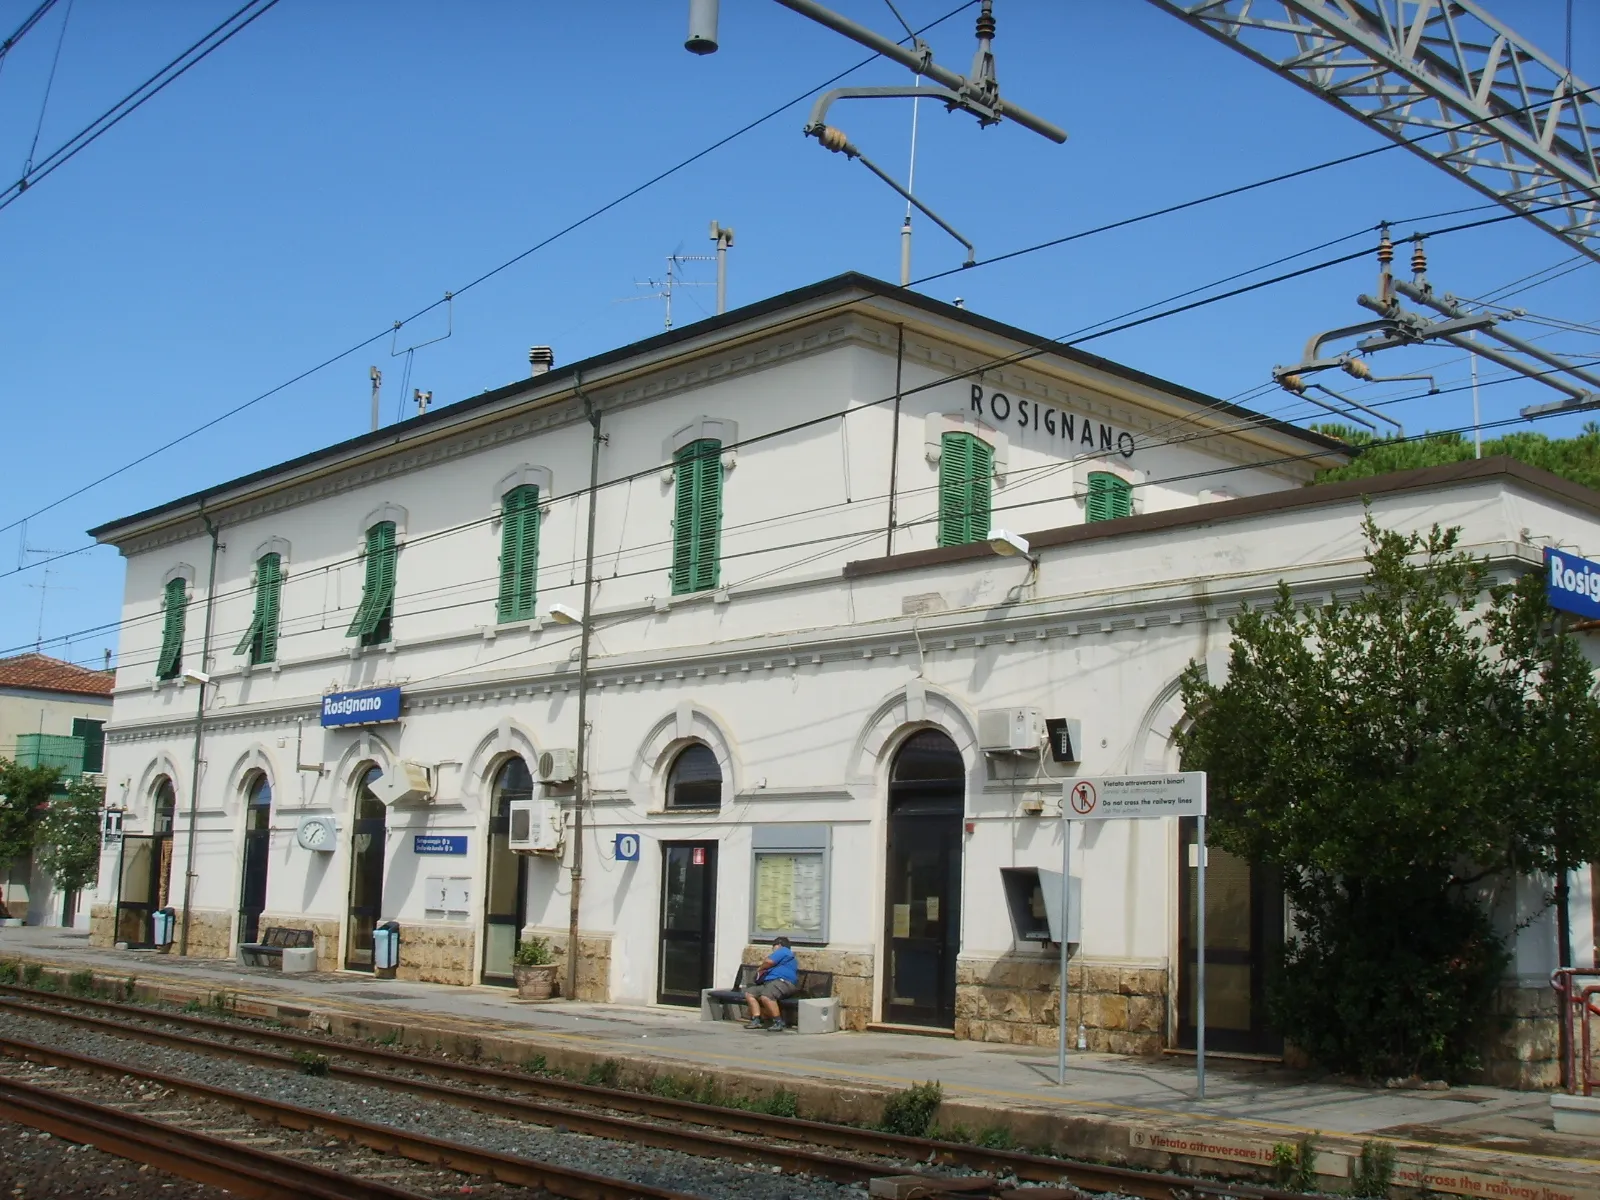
[152,907,176,948]
[374,921,400,979]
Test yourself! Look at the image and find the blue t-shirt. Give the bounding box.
[764,944,798,984]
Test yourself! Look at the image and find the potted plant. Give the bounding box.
[512,937,558,1000]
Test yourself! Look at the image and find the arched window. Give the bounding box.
[666,743,722,810]
[493,756,534,813]
[152,777,177,833]
[891,729,965,784]
[246,773,272,829]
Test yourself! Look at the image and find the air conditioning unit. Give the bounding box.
[979,707,1043,753]
[538,748,578,784]
[368,760,433,805]
[296,815,338,852]
[508,798,563,855]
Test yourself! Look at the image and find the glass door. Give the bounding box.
[1178,818,1284,1054]
[482,758,532,986]
[657,842,717,1006]
[237,776,272,945]
[345,767,387,971]
[116,782,175,948]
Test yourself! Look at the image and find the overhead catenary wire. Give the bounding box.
[20,0,72,179]
[0,0,62,71]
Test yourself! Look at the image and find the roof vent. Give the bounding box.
[528,346,554,377]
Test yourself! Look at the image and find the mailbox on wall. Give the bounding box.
[1000,866,1080,946]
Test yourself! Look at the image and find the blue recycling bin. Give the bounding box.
[152,907,176,948]
[374,921,401,978]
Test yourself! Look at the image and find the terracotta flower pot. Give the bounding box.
[514,963,558,1000]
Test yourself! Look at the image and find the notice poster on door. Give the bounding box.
[692,847,706,866]
[892,903,912,938]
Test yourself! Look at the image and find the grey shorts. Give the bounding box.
[747,978,796,1001]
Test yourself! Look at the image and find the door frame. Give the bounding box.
[656,840,718,1006]
[343,792,388,973]
[480,798,528,987]
[113,832,170,949]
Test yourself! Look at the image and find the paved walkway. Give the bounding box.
[1,926,1594,1198]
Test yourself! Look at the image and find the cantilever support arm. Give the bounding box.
[809,124,974,266]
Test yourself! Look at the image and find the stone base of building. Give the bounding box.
[255,915,343,972]
[1480,983,1560,1090]
[956,955,1167,1054]
[395,921,476,987]
[88,903,114,948]
[740,945,874,1031]
[536,929,611,1002]
[177,908,234,960]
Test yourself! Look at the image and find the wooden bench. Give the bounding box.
[703,963,834,1027]
[239,927,315,970]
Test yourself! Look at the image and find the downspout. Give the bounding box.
[885,326,904,556]
[566,376,604,1001]
[178,510,220,956]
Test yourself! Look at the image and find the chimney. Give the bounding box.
[528,346,554,377]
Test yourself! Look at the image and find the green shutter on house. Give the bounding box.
[671,440,722,595]
[497,486,540,622]
[235,553,283,664]
[157,577,187,680]
[346,522,397,643]
[1085,472,1132,523]
[938,432,994,547]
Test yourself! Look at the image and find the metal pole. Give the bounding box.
[565,380,603,1002]
[1057,816,1071,1085]
[716,242,727,314]
[369,367,382,433]
[1470,337,1482,458]
[178,513,219,957]
[1196,814,1207,1100]
[900,218,912,286]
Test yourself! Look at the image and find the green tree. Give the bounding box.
[34,776,106,895]
[1312,423,1600,492]
[0,757,60,878]
[1177,517,1600,1080]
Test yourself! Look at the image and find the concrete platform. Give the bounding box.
[3,925,1595,1199]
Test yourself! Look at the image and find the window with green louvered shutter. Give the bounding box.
[671,440,722,595]
[157,577,187,681]
[497,486,540,622]
[346,522,397,645]
[236,553,283,665]
[1085,472,1132,523]
[937,432,994,547]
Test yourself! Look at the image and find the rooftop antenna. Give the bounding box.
[414,389,432,416]
[624,251,715,330]
[25,565,75,652]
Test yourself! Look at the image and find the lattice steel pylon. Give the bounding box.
[1145,1,1599,261]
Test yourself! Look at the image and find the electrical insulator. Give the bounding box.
[1411,239,1428,278]
[1279,374,1306,394]
[1343,359,1373,380]
[818,126,850,153]
[1376,226,1393,266]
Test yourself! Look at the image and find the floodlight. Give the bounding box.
[985,529,1032,560]
[547,603,584,626]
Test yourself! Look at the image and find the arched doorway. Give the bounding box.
[344,766,387,971]
[883,730,965,1028]
[116,778,175,947]
[657,743,721,1006]
[237,774,272,945]
[482,757,533,986]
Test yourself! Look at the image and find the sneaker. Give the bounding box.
[743,1018,766,1030]
[767,1019,787,1032]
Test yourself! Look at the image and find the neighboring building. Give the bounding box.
[0,652,113,926]
[84,274,1595,1086]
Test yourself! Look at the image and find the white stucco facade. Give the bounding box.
[85,275,1597,1072]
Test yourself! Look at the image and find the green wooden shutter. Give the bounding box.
[157,578,187,680]
[235,553,282,664]
[672,440,721,594]
[346,522,397,642]
[497,486,539,622]
[1086,472,1132,523]
[939,432,991,547]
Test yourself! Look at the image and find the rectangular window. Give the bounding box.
[671,439,722,595]
[937,431,994,547]
[750,824,830,944]
[156,577,187,681]
[1085,471,1133,523]
[236,552,283,665]
[346,522,397,646]
[497,485,540,622]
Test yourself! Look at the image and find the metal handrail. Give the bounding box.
[1551,968,1600,1095]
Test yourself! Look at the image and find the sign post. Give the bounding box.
[1060,772,1208,1098]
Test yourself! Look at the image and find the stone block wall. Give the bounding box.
[396,921,476,987]
[179,909,235,960]
[1481,984,1560,1090]
[537,929,612,1001]
[956,955,1168,1054]
[256,915,343,972]
[740,945,874,1031]
[88,903,114,947]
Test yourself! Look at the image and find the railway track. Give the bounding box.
[0,979,1307,1200]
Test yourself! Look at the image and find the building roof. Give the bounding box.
[89,272,1349,542]
[0,653,115,699]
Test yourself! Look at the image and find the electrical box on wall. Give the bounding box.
[979,707,1043,753]
[1000,866,1080,945]
[508,798,563,854]
[1044,717,1082,763]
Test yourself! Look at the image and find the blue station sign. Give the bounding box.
[1545,548,1600,620]
[414,835,467,855]
[321,686,402,727]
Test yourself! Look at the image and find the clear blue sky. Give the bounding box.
[0,1,1594,666]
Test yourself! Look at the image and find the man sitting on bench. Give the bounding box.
[744,936,797,1031]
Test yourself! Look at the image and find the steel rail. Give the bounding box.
[0,1072,429,1200]
[0,1027,707,1200]
[0,984,1308,1200]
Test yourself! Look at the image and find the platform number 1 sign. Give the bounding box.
[614,833,640,862]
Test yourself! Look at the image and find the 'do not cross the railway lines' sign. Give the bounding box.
[1061,772,1206,820]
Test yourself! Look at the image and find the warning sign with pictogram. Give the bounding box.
[1063,772,1206,821]
[1068,781,1098,816]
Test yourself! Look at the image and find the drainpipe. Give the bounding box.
[566,378,604,1002]
[178,510,220,956]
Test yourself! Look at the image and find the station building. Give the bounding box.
[86,274,1596,1080]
